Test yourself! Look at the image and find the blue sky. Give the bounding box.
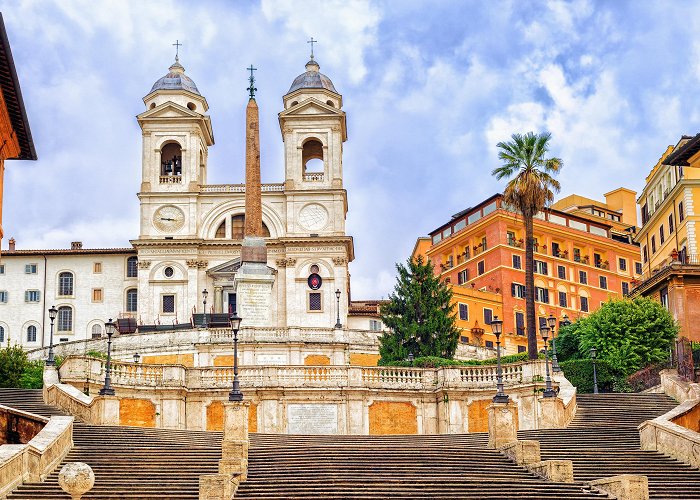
[2,0,700,299]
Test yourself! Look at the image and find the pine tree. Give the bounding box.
[379,255,459,363]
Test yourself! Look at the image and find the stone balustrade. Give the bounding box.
[59,356,540,392]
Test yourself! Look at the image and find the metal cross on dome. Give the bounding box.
[307,37,317,59]
[173,39,182,60]
[247,65,257,99]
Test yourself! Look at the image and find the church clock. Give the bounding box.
[153,205,185,232]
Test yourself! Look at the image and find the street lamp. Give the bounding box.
[46,306,58,366]
[133,353,141,363]
[408,352,414,367]
[540,324,556,398]
[228,311,243,402]
[590,346,599,394]
[99,319,116,396]
[490,316,509,403]
[334,289,342,329]
[202,289,209,329]
[547,313,561,373]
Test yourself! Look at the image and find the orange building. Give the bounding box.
[0,14,37,251]
[415,192,642,353]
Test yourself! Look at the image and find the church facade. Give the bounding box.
[0,55,379,348]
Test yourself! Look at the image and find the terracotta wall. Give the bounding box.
[368,401,417,435]
[671,403,700,432]
[142,353,194,367]
[0,409,45,444]
[349,353,380,366]
[304,355,330,365]
[206,400,257,432]
[119,398,156,427]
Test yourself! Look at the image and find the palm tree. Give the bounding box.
[492,132,562,360]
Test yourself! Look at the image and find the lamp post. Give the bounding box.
[202,289,209,329]
[334,289,342,329]
[590,346,599,394]
[490,316,509,403]
[99,319,116,396]
[133,353,141,364]
[46,306,58,366]
[228,311,243,402]
[547,313,561,373]
[408,352,414,367]
[540,325,556,397]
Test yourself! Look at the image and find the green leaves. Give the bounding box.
[379,255,459,363]
[0,345,44,389]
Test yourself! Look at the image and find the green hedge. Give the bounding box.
[381,352,543,368]
[559,358,628,393]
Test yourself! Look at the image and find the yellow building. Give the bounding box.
[632,135,700,341]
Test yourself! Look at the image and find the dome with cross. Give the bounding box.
[150,57,200,96]
[287,56,338,95]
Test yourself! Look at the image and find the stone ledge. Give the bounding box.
[199,473,239,500]
[527,460,574,483]
[499,440,540,465]
[589,474,649,500]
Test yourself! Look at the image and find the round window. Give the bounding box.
[310,264,320,274]
[308,273,322,290]
[164,266,174,278]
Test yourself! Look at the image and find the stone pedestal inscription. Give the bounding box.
[287,404,338,434]
[234,271,275,327]
[256,354,287,365]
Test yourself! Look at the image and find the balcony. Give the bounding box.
[630,253,700,294]
[160,175,182,184]
[303,172,324,182]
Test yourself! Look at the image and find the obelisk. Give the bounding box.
[234,66,275,326]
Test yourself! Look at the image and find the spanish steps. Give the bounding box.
[1,389,698,499]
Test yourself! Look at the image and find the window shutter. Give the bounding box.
[511,283,516,297]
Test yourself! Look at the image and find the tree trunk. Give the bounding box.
[524,214,538,360]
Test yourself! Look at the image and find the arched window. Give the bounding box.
[58,272,74,296]
[26,325,37,342]
[160,142,182,176]
[57,307,73,332]
[126,288,138,312]
[91,324,102,339]
[215,220,226,238]
[231,215,270,239]
[302,139,324,173]
[127,256,138,278]
[0,325,4,343]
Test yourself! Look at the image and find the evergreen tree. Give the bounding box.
[379,255,459,363]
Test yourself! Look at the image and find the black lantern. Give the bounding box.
[590,346,598,394]
[133,353,141,364]
[202,289,209,329]
[46,306,58,366]
[539,324,556,398]
[334,289,342,329]
[228,311,243,402]
[490,316,509,403]
[547,313,561,373]
[99,319,116,396]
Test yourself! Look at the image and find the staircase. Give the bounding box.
[520,393,700,499]
[235,433,606,499]
[0,387,69,418]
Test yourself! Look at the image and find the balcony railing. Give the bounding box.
[303,172,324,182]
[631,254,700,291]
[159,175,182,184]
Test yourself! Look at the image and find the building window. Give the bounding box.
[369,319,382,331]
[557,265,566,279]
[559,291,567,307]
[579,271,587,284]
[642,246,648,263]
[594,253,602,268]
[58,272,74,296]
[481,236,488,251]
[457,269,469,285]
[539,317,548,329]
[511,283,526,299]
[162,294,175,314]
[512,255,522,270]
[551,242,561,257]
[659,225,665,245]
[458,303,468,320]
[91,324,102,339]
[534,260,548,275]
[0,291,6,303]
[618,258,627,272]
[580,296,589,312]
[460,336,469,344]
[463,246,471,259]
[126,289,138,312]
[92,288,103,302]
[26,325,37,342]
[477,260,485,276]
[660,287,669,310]
[164,266,174,278]
[483,308,493,325]
[573,248,581,262]
[635,262,643,275]
[679,201,685,222]
[25,264,37,274]
[25,290,40,302]
[93,262,102,274]
[57,307,72,332]
[507,231,517,246]
[651,236,656,253]
[517,345,526,353]
[0,326,4,343]
[622,282,630,296]
[599,276,607,289]
[0,264,4,274]
[535,287,549,303]
[669,213,674,233]
[485,340,494,349]
[126,256,138,278]
[309,292,322,311]
[515,311,525,336]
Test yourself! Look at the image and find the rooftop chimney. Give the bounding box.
[71,241,83,250]
[8,238,15,252]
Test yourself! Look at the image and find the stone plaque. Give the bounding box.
[287,404,338,434]
[256,354,287,365]
[235,278,274,327]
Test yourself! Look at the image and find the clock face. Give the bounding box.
[298,203,329,231]
[153,205,185,232]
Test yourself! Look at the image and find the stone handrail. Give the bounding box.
[59,356,550,392]
[639,369,700,469]
[0,405,73,497]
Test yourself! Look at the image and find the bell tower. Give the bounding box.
[136,55,214,239]
[279,54,347,191]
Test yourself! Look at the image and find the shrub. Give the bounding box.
[626,362,667,392]
[86,350,107,360]
[559,358,627,393]
[19,360,44,389]
[0,346,30,388]
[381,351,542,368]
